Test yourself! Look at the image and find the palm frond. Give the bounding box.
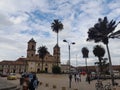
[51,19,63,33]
[87,16,119,44]
[109,30,120,38]
[37,46,48,59]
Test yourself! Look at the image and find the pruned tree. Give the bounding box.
[93,45,105,73]
[87,16,120,85]
[81,47,89,73]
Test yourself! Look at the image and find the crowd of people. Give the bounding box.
[20,72,39,90]
[69,72,92,84]
[20,72,92,90]
[74,73,81,82]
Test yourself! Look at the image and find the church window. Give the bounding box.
[32,45,34,49]
[38,63,40,66]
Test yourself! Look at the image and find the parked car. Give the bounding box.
[0,72,3,76]
[0,72,8,77]
[80,71,86,75]
[7,73,17,80]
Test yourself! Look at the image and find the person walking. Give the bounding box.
[79,73,81,82]
[22,75,29,90]
[74,74,77,82]
[29,74,38,90]
[76,74,80,82]
[87,74,91,84]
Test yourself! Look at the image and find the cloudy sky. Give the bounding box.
[0,0,120,66]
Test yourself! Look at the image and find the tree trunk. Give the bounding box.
[56,33,59,66]
[98,57,102,74]
[106,44,114,86]
[42,59,44,71]
[57,33,58,45]
[85,58,88,73]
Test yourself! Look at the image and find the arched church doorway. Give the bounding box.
[13,69,16,73]
[37,68,40,73]
[45,68,48,73]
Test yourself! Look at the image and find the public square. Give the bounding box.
[1,74,120,90]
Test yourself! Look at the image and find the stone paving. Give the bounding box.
[36,74,120,90]
[0,77,17,90]
[1,74,120,90]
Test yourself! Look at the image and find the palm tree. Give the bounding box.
[51,19,63,66]
[87,16,120,85]
[81,47,89,73]
[38,46,48,71]
[51,19,63,45]
[93,45,105,73]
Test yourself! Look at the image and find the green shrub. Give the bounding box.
[40,70,46,73]
[52,65,61,74]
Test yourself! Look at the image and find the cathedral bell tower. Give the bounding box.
[27,38,36,58]
[53,44,60,65]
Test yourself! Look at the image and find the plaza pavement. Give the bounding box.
[1,74,120,90]
[36,74,120,90]
[0,77,18,90]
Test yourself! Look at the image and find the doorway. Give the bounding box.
[45,68,48,73]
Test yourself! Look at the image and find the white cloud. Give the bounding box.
[0,0,120,67]
[0,13,13,27]
[10,13,29,24]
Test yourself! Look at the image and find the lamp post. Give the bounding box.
[76,54,78,71]
[63,39,75,88]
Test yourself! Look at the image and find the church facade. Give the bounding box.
[0,38,61,73]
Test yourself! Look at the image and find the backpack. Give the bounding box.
[28,79,38,89]
[33,79,38,88]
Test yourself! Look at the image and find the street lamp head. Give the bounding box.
[63,39,75,45]
[63,39,67,42]
[71,42,75,45]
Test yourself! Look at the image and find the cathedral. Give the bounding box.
[0,38,61,73]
